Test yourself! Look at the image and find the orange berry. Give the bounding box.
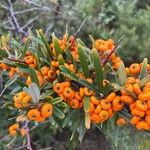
[69,99,80,109]
[100,99,111,110]
[129,63,141,75]
[41,103,53,118]
[133,83,142,95]
[130,116,141,125]
[74,92,82,101]
[89,102,95,114]
[135,100,148,112]
[48,69,56,80]
[90,96,99,105]
[79,88,84,97]
[138,92,150,101]
[90,113,101,123]
[131,108,145,117]
[106,92,116,102]
[136,121,150,130]
[94,104,102,114]
[63,87,74,99]
[112,96,124,111]
[126,77,136,84]
[147,100,150,109]
[120,95,134,104]
[41,66,49,76]
[53,83,64,94]
[145,115,150,125]
[24,55,34,64]
[84,87,93,96]
[99,110,109,121]
[116,118,126,126]
[27,109,41,121]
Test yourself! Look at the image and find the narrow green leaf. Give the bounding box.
[22,38,30,57]
[49,116,56,126]
[0,50,8,58]
[0,75,18,97]
[54,106,65,119]
[85,112,91,129]
[38,30,52,59]
[62,110,74,128]
[70,119,80,140]
[78,44,90,78]
[78,120,86,143]
[140,74,150,87]
[89,35,95,46]
[52,36,62,56]
[58,55,64,65]
[117,61,127,86]
[139,58,148,80]
[29,68,39,86]
[83,96,90,112]
[29,83,40,104]
[51,97,63,105]
[39,90,54,99]
[60,66,101,96]
[91,49,103,92]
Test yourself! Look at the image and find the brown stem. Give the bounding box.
[101,35,124,68]
[7,58,26,63]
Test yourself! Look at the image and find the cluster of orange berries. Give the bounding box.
[120,77,150,130]
[8,123,26,137]
[126,63,150,76]
[13,91,53,122]
[94,39,122,69]
[53,81,83,109]
[24,51,37,68]
[27,103,53,122]
[50,34,67,55]
[13,91,32,109]
[89,92,124,123]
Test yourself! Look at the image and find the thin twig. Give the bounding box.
[73,16,88,37]
[25,121,32,150]
[102,35,124,67]
[7,58,26,63]
[14,7,40,15]
[22,15,39,30]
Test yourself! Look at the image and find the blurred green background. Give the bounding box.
[0,0,150,149]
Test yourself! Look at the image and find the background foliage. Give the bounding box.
[0,0,150,150]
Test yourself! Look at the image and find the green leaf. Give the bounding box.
[49,116,56,126]
[58,55,64,65]
[83,96,90,112]
[78,120,86,143]
[53,106,65,119]
[117,61,127,86]
[140,74,150,87]
[52,35,62,56]
[29,83,40,104]
[85,112,91,129]
[39,90,54,99]
[29,68,39,86]
[38,30,52,59]
[23,87,30,96]
[89,35,95,46]
[60,66,101,96]
[139,58,148,80]
[70,119,80,140]
[51,97,63,105]
[62,110,74,128]
[22,38,30,57]
[0,50,8,59]
[0,75,18,97]
[91,49,103,92]
[77,44,90,78]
